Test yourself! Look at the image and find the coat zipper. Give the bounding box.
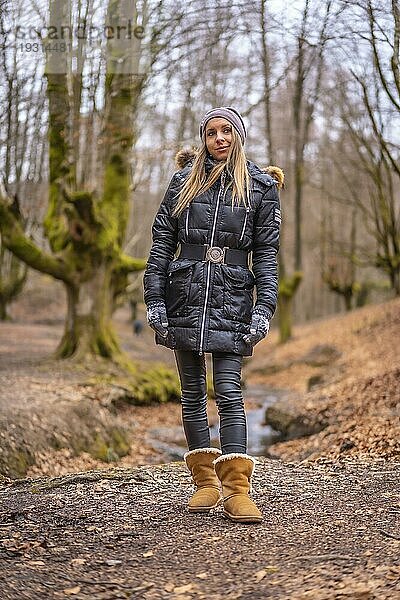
[198,171,226,356]
[239,205,250,242]
[185,206,189,237]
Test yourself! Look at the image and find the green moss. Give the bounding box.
[88,434,111,461]
[0,246,27,319]
[110,428,131,457]
[278,272,304,343]
[0,200,71,282]
[69,191,95,216]
[130,364,181,405]
[278,293,293,344]
[110,352,139,377]
[87,429,130,462]
[85,362,181,405]
[54,311,126,362]
[279,271,303,298]
[117,254,147,273]
[96,157,130,254]
[2,449,35,478]
[44,72,73,254]
[93,325,121,359]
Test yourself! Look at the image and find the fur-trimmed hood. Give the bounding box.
[174,147,285,190]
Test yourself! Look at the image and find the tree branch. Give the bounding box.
[0,194,73,284]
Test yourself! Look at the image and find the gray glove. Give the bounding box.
[146,300,169,338]
[243,305,272,346]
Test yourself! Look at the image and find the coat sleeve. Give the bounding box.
[143,175,180,306]
[251,181,281,317]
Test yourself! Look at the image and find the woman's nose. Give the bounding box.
[216,131,225,142]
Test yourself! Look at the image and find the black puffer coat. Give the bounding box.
[143,152,281,357]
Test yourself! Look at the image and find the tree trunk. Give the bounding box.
[0,298,9,321]
[344,291,353,311]
[260,0,274,163]
[278,272,303,343]
[278,293,293,344]
[0,244,28,321]
[389,268,400,296]
[355,283,370,307]
[55,263,120,360]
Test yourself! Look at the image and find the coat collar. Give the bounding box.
[205,153,220,174]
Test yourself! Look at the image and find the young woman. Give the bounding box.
[143,107,282,524]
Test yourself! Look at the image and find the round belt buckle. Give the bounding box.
[206,246,224,263]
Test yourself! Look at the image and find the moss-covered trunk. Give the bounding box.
[278,272,303,343]
[0,0,147,365]
[277,293,293,344]
[42,0,146,362]
[56,263,120,360]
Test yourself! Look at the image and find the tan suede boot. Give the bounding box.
[184,448,222,512]
[213,453,263,523]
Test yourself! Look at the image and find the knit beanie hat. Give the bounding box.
[199,106,247,145]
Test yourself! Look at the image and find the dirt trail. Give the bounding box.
[1,459,399,599]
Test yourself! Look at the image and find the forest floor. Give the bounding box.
[246,295,400,465]
[0,280,399,598]
[1,460,399,599]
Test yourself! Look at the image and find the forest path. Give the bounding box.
[1,458,399,599]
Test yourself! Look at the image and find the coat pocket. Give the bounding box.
[165,261,193,316]
[222,267,255,323]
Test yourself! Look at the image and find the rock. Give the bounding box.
[340,438,356,452]
[301,344,341,367]
[307,374,325,390]
[264,399,327,440]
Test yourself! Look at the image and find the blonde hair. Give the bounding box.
[171,128,251,218]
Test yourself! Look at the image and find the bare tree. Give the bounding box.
[331,0,400,294]
[275,0,335,341]
[0,1,47,319]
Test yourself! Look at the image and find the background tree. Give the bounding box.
[1,0,398,354]
[0,0,174,362]
[344,0,400,294]
[0,196,27,320]
[275,0,335,341]
[0,2,47,319]
[321,0,400,296]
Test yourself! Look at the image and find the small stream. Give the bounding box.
[148,385,284,461]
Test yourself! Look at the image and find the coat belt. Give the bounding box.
[178,242,249,266]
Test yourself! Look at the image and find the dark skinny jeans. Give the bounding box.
[173,349,247,454]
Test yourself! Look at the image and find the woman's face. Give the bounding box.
[205,118,233,161]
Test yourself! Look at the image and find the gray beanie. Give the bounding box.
[199,106,247,145]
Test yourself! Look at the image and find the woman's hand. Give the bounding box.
[242,305,272,346]
[146,300,169,337]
